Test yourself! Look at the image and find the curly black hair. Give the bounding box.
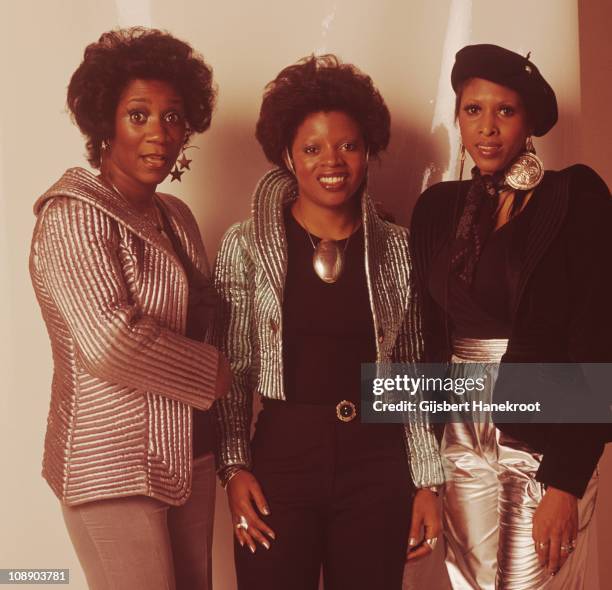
[256,54,390,169]
[67,27,216,168]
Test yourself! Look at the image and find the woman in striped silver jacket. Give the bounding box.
[29,28,229,590]
[212,55,444,590]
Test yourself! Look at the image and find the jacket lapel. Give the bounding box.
[251,168,297,307]
[362,196,410,359]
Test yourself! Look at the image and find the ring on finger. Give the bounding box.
[425,537,438,551]
[562,539,577,554]
[535,540,550,551]
[236,515,249,531]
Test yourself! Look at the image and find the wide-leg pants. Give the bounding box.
[62,453,216,590]
[443,338,598,590]
[235,399,414,590]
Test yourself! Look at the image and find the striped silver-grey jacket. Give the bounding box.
[29,167,220,506]
[212,168,444,488]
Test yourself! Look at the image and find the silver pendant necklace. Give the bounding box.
[300,219,355,284]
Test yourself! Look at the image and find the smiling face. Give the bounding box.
[457,77,531,175]
[103,79,187,195]
[289,110,367,212]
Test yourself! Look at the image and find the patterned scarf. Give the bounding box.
[450,168,510,286]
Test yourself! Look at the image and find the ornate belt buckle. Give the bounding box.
[336,400,357,422]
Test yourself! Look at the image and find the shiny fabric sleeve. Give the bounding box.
[536,172,612,497]
[33,197,220,410]
[393,273,445,488]
[211,222,256,485]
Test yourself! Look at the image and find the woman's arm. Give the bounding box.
[210,223,276,552]
[393,271,444,561]
[31,196,222,410]
[210,222,257,486]
[394,286,446,489]
[536,169,612,497]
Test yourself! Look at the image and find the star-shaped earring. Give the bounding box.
[170,165,185,182]
[177,153,192,170]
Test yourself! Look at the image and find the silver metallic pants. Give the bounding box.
[442,338,598,590]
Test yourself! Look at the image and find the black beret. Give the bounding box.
[451,44,558,137]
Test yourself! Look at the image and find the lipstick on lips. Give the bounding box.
[318,173,349,191]
[475,143,502,158]
[141,153,168,170]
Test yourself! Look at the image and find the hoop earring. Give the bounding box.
[459,143,466,181]
[170,144,200,182]
[284,147,296,176]
[504,136,544,191]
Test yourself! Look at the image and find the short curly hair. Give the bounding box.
[67,27,216,168]
[256,54,390,169]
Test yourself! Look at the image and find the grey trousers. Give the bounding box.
[62,453,216,590]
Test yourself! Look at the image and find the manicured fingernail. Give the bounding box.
[239,539,244,547]
[408,538,418,547]
[262,506,270,515]
[249,545,256,554]
[262,541,270,550]
[267,530,276,540]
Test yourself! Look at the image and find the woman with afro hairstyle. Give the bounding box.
[211,54,444,590]
[29,28,230,590]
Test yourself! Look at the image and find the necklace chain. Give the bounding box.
[298,215,356,255]
[104,178,165,234]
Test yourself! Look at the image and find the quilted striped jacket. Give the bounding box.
[29,167,220,506]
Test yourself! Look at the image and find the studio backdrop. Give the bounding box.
[1,1,610,588]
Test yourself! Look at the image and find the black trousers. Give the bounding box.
[235,400,414,590]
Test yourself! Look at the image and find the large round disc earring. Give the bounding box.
[504,137,544,191]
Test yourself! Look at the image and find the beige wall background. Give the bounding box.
[1,1,610,588]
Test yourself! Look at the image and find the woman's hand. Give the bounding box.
[227,470,276,553]
[532,486,578,575]
[406,488,442,561]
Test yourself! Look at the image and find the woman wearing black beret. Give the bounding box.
[410,44,611,588]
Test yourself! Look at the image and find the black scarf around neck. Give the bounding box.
[450,168,509,286]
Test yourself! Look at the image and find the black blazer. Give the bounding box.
[410,164,612,497]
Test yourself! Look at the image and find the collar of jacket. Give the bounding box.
[249,167,412,359]
[33,167,188,266]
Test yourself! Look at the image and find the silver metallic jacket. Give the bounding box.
[212,168,444,488]
[29,168,220,506]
